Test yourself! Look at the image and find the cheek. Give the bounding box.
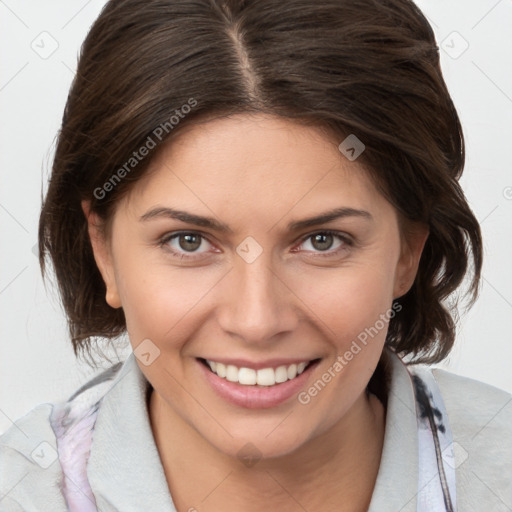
[294,260,397,348]
[291,263,397,419]
[114,252,219,345]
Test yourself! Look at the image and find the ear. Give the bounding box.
[81,200,122,309]
[393,220,429,300]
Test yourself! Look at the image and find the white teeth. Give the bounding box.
[216,362,226,378]
[287,364,298,380]
[239,367,257,385]
[226,365,239,383]
[257,368,275,386]
[204,359,313,386]
[274,366,288,384]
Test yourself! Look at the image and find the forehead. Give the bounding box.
[121,113,391,225]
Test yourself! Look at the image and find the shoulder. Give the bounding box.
[431,368,512,509]
[0,361,124,511]
[0,403,67,511]
[431,367,512,437]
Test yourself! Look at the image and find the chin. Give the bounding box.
[201,420,315,463]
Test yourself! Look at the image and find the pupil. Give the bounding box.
[312,233,333,251]
[180,234,201,251]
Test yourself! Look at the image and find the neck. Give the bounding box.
[149,387,386,512]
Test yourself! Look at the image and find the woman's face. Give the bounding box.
[87,113,426,459]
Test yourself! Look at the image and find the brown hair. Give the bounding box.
[38,0,482,365]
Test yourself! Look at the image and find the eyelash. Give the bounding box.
[158,230,354,261]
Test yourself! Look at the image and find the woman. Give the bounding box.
[1,0,510,511]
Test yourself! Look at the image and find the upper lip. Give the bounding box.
[199,357,320,370]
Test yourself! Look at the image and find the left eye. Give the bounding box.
[297,231,351,254]
[161,232,213,257]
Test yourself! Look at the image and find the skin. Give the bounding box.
[83,113,428,512]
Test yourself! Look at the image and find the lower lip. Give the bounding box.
[197,358,321,409]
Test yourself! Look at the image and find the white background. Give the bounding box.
[1,0,511,435]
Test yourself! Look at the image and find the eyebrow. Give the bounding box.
[139,206,373,233]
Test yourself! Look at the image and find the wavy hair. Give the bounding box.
[39,0,482,365]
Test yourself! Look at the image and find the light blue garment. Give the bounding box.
[1,348,511,511]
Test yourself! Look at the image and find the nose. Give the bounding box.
[217,253,298,346]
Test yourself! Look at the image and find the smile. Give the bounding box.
[203,359,314,386]
[197,357,322,409]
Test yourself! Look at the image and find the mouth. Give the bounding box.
[196,357,322,409]
[198,357,321,386]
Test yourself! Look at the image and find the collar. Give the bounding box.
[87,352,176,511]
[367,350,420,511]
[87,349,421,511]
